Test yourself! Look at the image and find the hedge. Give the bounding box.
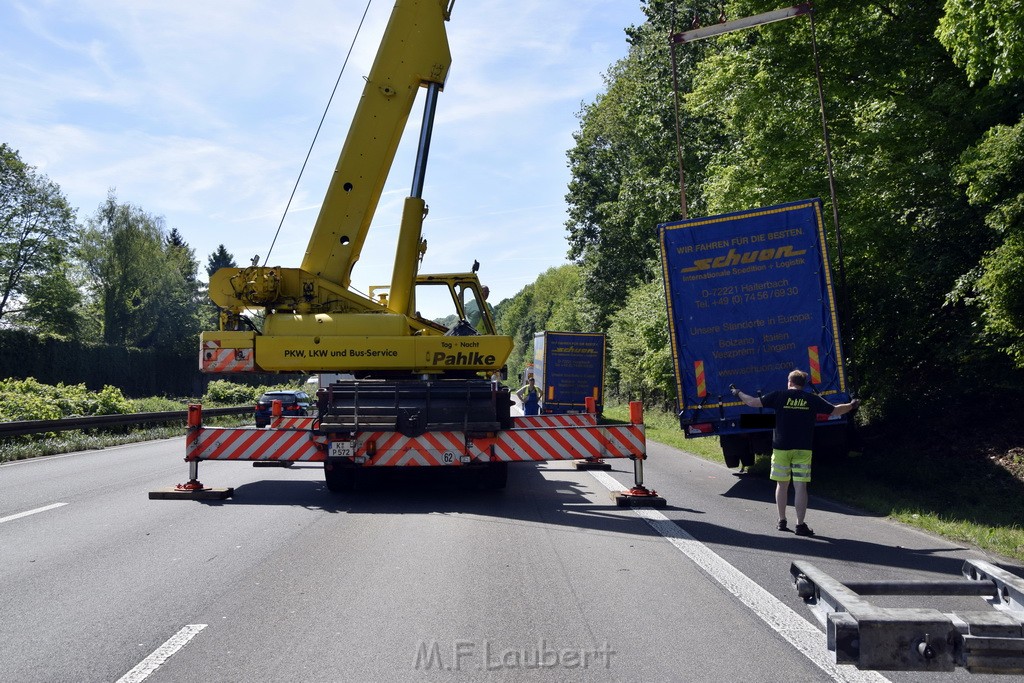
[0,329,293,398]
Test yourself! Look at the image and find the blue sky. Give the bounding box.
[0,1,646,318]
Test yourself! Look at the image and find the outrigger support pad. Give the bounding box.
[575,457,612,471]
[149,484,234,500]
[612,453,666,508]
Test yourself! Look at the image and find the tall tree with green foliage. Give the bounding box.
[0,144,79,328]
[953,121,1024,368]
[936,0,1024,87]
[80,193,204,352]
[565,1,728,330]
[938,0,1024,370]
[17,262,90,337]
[681,0,1008,409]
[165,228,198,283]
[205,244,237,280]
[566,22,677,328]
[606,278,674,406]
[493,264,584,381]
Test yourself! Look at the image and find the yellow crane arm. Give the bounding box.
[302,0,452,288]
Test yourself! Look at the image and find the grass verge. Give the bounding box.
[605,404,1024,564]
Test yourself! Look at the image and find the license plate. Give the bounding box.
[329,441,354,458]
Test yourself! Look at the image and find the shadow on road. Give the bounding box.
[209,461,674,542]
[690,469,1014,577]
[203,457,1024,582]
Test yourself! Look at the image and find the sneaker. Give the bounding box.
[794,523,815,537]
[777,519,788,532]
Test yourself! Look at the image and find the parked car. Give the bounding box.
[255,390,311,427]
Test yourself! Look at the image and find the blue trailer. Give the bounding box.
[532,332,606,415]
[658,199,852,466]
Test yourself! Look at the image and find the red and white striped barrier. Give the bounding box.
[200,341,254,373]
[187,427,322,462]
[159,401,659,503]
[512,413,597,429]
[184,398,644,466]
[186,422,644,466]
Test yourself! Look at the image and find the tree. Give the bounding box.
[565,2,746,330]
[0,144,79,326]
[493,264,584,381]
[80,192,204,352]
[206,244,236,280]
[17,262,89,337]
[939,0,1024,369]
[563,0,1024,416]
[606,278,674,406]
[166,228,199,283]
[936,0,1024,86]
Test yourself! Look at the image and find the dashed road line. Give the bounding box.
[0,502,67,524]
[117,624,207,683]
[589,470,890,683]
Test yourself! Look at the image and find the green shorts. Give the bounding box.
[770,449,812,483]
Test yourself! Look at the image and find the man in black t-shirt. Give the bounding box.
[732,370,859,536]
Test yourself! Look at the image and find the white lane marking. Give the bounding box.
[589,471,889,683]
[117,624,207,683]
[0,502,67,524]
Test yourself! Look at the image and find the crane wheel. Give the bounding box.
[324,461,356,493]
[479,461,508,490]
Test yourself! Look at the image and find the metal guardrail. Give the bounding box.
[0,406,252,437]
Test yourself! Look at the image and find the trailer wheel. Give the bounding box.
[324,460,356,492]
[480,461,508,490]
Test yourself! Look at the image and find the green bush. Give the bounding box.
[132,396,189,412]
[92,385,134,415]
[0,379,62,421]
[0,378,133,421]
[202,379,263,405]
[200,379,305,406]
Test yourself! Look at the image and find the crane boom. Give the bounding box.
[301,0,451,286]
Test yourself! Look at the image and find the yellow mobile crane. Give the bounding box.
[159,0,652,498]
[202,0,513,433]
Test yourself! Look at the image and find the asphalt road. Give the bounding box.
[1,432,1019,683]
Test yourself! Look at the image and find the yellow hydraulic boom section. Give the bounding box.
[201,0,512,376]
